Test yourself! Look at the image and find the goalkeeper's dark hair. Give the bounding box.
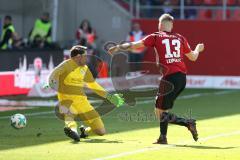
[70,45,87,57]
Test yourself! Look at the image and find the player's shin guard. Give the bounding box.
[161,112,188,127]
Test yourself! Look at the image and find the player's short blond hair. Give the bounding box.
[159,14,174,23]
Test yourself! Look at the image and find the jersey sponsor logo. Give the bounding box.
[157,33,178,39]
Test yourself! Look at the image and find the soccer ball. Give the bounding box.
[10,114,27,129]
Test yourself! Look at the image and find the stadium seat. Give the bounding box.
[203,0,219,5]
[197,9,213,20]
[230,9,240,20]
[114,0,130,11]
[215,10,231,20]
[170,0,179,5]
[227,0,236,5]
[193,0,203,5]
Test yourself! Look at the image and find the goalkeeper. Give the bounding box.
[46,45,125,142]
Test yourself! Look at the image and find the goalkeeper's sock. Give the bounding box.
[79,125,91,138]
[71,127,78,134]
[65,121,79,134]
[85,127,92,133]
[161,112,188,127]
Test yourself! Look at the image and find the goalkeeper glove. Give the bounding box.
[106,93,125,107]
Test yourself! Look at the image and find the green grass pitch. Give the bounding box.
[0,89,240,160]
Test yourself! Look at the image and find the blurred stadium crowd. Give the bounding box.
[117,0,240,19]
[0,0,240,96]
[0,12,56,50]
[1,0,240,51]
[1,0,239,78]
[0,13,100,51]
[139,0,240,6]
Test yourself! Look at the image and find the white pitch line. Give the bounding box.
[178,90,236,100]
[137,90,236,105]
[94,130,240,160]
[0,90,236,108]
[94,145,175,160]
[0,111,54,119]
[0,99,102,107]
[198,130,240,142]
[0,90,236,107]
[0,90,236,120]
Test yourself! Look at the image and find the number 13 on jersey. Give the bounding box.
[162,39,181,58]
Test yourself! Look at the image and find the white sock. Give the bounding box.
[71,128,79,134]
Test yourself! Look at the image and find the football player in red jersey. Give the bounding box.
[108,13,204,144]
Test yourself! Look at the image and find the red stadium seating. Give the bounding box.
[230,9,240,20]
[170,0,179,5]
[198,9,213,20]
[193,0,203,5]
[115,0,129,11]
[227,0,236,5]
[203,0,219,5]
[237,0,240,5]
[215,10,231,20]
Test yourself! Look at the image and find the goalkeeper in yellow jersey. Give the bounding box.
[45,45,125,142]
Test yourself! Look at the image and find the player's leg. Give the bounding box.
[154,76,173,144]
[78,117,106,137]
[75,99,106,136]
[57,99,80,142]
[154,108,169,144]
[80,119,106,137]
[64,114,80,142]
[85,116,106,136]
[155,72,198,143]
[164,72,198,141]
[157,111,198,142]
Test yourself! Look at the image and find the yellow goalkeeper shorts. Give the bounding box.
[58,94,104,130]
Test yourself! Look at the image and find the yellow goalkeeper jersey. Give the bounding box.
[48,59,107,98]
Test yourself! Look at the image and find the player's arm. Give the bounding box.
[108,33,156,55]
[85,68,125,107]
[185,43,205,61]
[44,62,66,90]
[85,68,108,98]
[108,40,145,55]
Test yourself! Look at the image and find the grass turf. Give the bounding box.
[0,89,239,160]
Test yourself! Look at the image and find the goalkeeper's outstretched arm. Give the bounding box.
[84,67,108,98]
[85,67,125,107]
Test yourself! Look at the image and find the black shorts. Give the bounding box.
[155,72,186,110]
